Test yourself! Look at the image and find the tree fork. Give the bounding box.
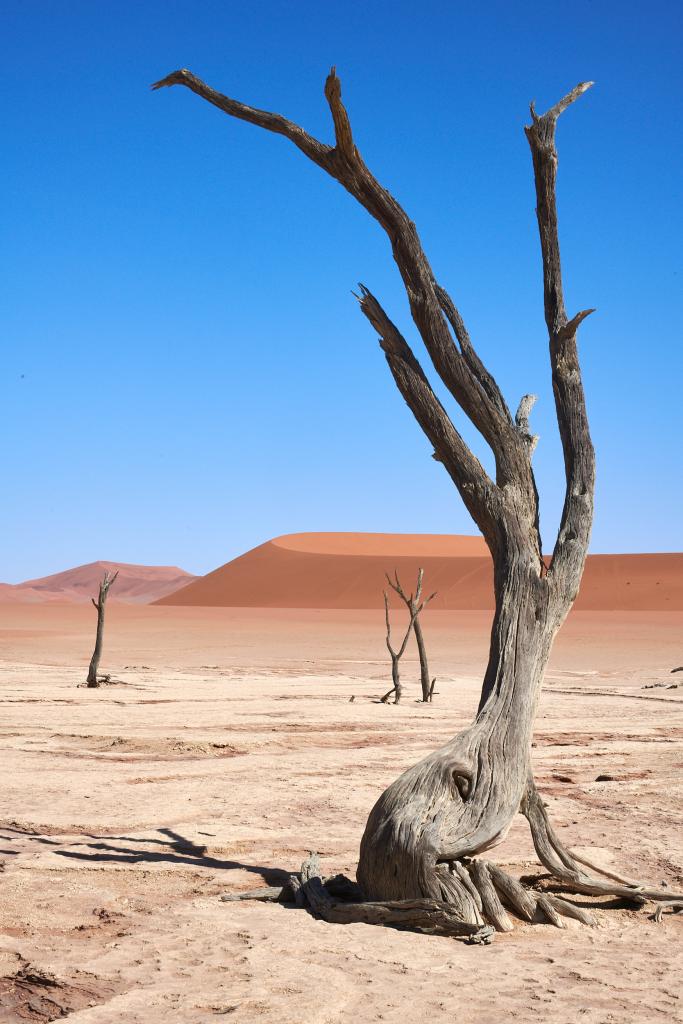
[384,569,437,703]
[155,69,679,935]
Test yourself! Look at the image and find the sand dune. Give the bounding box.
[1,560,196,605]
[156,532,683,611]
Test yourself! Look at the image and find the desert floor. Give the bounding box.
[1,605,682,1022]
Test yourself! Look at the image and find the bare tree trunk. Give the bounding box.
[380,652,402,706]
[86,570,118,688]
[155,69,681,932]
[412,619,433,702]
[358,562,562,901]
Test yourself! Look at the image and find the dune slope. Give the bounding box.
[1,561,196,605]
[156,533,683,611]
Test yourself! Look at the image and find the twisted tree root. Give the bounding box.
[521,778,683,908]
[299,854,494,943]
[219,789,681,941]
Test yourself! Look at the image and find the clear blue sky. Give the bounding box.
[2,1,681,581]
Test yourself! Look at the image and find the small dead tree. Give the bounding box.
[86,570,118,688]
[381,570,435,705]
[155,69,681,936]
[386,569,437,702]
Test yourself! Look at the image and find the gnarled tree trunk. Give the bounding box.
[154,69,681,933]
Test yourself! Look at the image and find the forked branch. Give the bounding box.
[525,85,596,588]
[153,66,539,550]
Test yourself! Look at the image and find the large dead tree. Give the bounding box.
[386,569,437,702]
[154,69,681,935]
[86,569,118,687]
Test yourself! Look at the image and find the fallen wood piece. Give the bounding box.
[220,883,295,903]
[651,900,683,923]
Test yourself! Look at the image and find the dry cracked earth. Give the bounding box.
[0,606,681,1022]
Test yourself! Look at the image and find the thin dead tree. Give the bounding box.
[86,570,118,688]
[386,568,437,702]
[381,570,435,705]
[154,68,682,937]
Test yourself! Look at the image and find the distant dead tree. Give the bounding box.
[86,570,118,688]
[155,69,681,937]
[381,570,435,705]
[385,569,437,702]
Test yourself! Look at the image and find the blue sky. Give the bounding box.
[2,1,681,581]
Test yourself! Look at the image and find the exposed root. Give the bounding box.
[522,777,683,907]
[217,850,622,939]
[535,894,565,928]
[219,778,681,941]
[486,862,536,921]
[218,854,599,940]
[468,859,513,932]
[544,894,598,927]
[300,854,494,942]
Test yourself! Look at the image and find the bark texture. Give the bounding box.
[155,69,679,934]
[86,570,118,688]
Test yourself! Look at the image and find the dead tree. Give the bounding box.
[386,569,437,702]
[381,570,435,704]
[86,570,118,687]
[154,69,681,935]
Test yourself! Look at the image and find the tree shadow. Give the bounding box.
[52,826,292,885]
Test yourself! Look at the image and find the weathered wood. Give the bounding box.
[487,863,538,922]
[86,570,118,688]
[297,854,493,942]
[522,777,683,904]
[543,894,597,927]
[536,895,565,929]
[468,860,514,932]
[220,885,291,903]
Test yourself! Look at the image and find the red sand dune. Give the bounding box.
[0,561,196,605]
[156,532,683,611]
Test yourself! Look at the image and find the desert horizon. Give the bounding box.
[3,531,682,612]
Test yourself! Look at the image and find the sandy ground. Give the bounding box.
[1,604,682,1022]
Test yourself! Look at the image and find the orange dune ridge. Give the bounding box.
[155,533,683,611]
